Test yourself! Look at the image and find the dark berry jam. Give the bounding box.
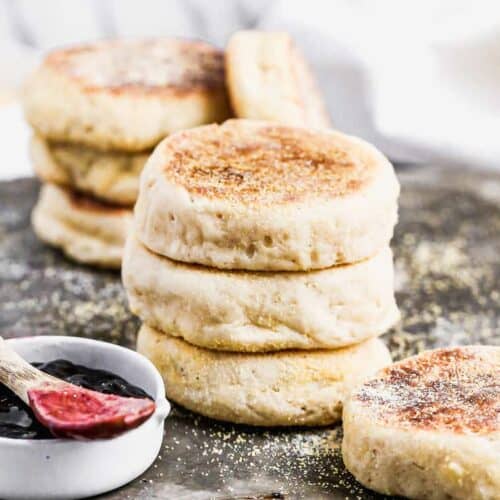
[0,359,152,439]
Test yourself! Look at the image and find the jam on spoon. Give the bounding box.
[0,338,155,440]
[0,359,153,439]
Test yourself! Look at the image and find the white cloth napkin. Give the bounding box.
[1,0,499,181]
[261,0,500,168]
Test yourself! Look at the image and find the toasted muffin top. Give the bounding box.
[43,38,225,95]
[155,119,387,205]
[354,346,500,435]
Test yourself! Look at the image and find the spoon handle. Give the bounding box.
[0,338,60,404]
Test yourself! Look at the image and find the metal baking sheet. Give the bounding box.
[0,166,498,499]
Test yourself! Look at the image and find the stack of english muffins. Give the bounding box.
[123,118,400,426]
[23,38,230,268]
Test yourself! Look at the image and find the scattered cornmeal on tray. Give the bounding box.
[124,118,400,426]
[23,37,231,268]
[342,346,500,500]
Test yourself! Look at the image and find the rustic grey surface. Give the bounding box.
[0,166,499,500]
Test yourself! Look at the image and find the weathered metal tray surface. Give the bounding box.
[0,165,499,499]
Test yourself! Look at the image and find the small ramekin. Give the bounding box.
[0,335,169,500]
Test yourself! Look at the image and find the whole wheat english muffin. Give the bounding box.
[32,184,132,269]
[135,119,400,271]
[342,346,500,500]
[137,324,392,426]
[23,38,231,151]
[31,135,148,206]
[123,233,399,351]
[226,31,331,127]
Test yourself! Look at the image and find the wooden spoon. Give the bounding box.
[0,338,156,439]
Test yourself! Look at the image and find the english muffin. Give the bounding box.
[226,31,331,128]
[31,135,148,206]
[342,346,500,500]
[124,233,399,352]
[32,184,132,268]
[137,324,392,426]
[23,38,231,151]
[135,119,399,271]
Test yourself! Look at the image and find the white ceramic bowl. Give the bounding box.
[0,336,170,500]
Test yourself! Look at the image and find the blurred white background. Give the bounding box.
[1,0,500,179]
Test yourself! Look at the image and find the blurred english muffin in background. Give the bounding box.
[226,31,331,127]
[135,119,399,271]
[137,324,392,427]
[23,38,231,151]
[31,134,148,206]
[23,37,231,268]
[124,234,399,352]
[32,184,132,269]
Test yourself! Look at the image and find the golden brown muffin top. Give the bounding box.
[158,120,386,205]
[44,38,225,95]
[354,346,500,435]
